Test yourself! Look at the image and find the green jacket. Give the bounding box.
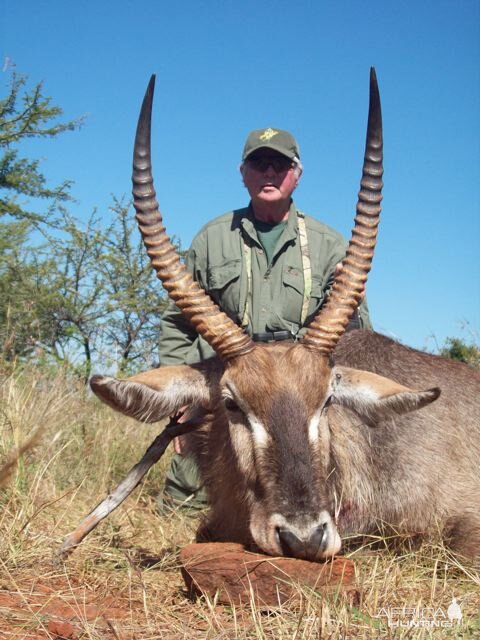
[160,202,371,365]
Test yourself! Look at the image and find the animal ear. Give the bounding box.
[330,366,441,420]
[90,365,212,423]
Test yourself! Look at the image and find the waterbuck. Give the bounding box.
[88,70,480,563]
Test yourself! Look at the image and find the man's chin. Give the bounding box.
[257,190,281,201]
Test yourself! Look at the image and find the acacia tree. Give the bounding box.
[0,211,104,378]
[96,198,166,374]
[34,202,169,377]
[41,210,109,380]
[0,71,83,225]
[1,203,168,377]
[0,220,52,361]
[0,71,84,366]
[0,73,169,376]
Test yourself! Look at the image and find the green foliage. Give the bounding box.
[97,197,167,374]
[0,221,63,364]
[0,71,84,225]
[35,210,107,381]
[439,336,480,369]
[0,71,167,378]
[0,201,167,378]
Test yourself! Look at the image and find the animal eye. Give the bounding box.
[224,397,242,412]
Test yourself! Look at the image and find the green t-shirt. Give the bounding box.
[254,219,287,265]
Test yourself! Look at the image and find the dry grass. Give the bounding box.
[0,366,479,639]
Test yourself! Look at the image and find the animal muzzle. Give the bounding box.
[275,512,342,560]
[251,508,342,561]
[277,523,329,560]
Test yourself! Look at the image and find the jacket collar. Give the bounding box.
[240,201,299,249]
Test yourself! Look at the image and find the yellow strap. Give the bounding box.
[241,239,252,328]
[297,213,312,325]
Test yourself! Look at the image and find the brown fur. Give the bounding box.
[191,332,480,562]
[92,330,480,563]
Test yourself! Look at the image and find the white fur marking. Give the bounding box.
[248,414,270,447]
[308,408,322,445]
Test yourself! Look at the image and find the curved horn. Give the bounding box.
[302,67,383,354]
[132,76,254,360]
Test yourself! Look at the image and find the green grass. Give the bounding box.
[0,365,479,639]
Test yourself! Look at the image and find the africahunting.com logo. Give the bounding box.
[376,598,463,629]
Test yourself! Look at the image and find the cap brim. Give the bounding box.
[243,143,297,161]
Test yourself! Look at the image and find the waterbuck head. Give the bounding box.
[91,70,440,560]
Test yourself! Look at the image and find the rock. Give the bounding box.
[47,619,77,639]
[180,542,355,607]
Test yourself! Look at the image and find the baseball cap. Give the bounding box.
[242,128,301,161]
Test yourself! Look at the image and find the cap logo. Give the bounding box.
[259,128,279,142]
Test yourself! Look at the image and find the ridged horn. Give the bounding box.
[132,75,254,360]
[302,67,383,354]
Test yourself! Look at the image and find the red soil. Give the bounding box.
[0,574,135,639]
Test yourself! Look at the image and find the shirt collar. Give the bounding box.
[241,201,299,245]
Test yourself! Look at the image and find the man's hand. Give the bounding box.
[171,406,191,455]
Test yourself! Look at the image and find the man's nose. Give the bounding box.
[263,163,277,176]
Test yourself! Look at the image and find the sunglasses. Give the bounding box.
[246,155,295,173]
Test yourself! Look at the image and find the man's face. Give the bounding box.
[241,150,301,207]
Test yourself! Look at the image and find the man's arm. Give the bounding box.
[357,298,372,330]
[159,231,209,366]
[159,299,199,365]
[159,234,203,367]
[324,255,372,331]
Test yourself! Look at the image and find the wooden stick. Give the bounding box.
[57,418,200,559]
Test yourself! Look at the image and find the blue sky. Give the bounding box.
[3,0,479,351]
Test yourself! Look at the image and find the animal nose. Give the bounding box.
[276,523,328,560]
